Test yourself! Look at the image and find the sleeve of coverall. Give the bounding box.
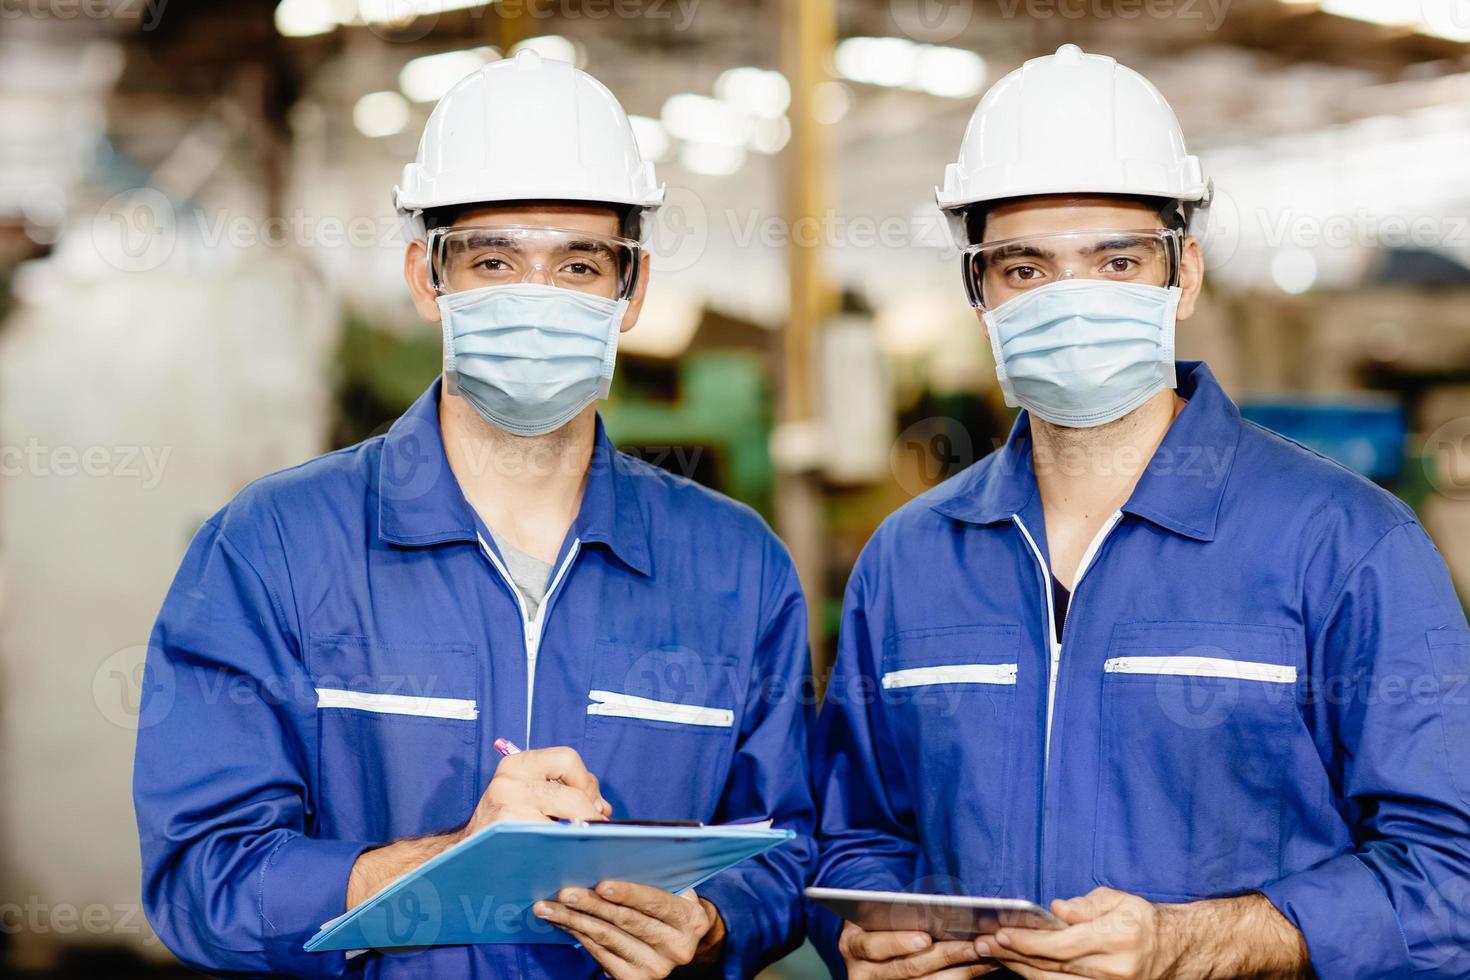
[132,517,373,978]
[697,542,819,980]
[808,566,924,973]
[1258,521,1470,979]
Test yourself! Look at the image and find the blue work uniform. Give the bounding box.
[812,362,1470,978]
[133,380,816,979]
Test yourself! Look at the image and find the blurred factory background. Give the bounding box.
[2,0,1470,976]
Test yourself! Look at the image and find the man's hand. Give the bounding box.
[974,888,1310,980]
[347,746,609,910]
[463,745,611,834]
[838,921,998,979]
[534,882,725,979]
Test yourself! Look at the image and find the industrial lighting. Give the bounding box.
[510,35,583,66]
[813,81,854,124]
[616,290,703,358]
[1419,0,1470,41]
[276,0,492,36]
[715,67,791,118]
[353,90,411,137]
[1299,0,1470,42]
[1320,0,1417,26]
[833,36,986,98]
[274,0,351,37]
[661,93,750,148]
[629,115,672,162]
[835,36,918,88]
[399,48,494,103]
[1271,248,1318,294]
[913,45,985,98]
[748,115,791,154]
[679,141,746,177]
[359,0,493,24]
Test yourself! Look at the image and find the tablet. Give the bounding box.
[805,886,1064,941]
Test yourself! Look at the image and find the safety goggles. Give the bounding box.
[961,227,1182,310]
[428,225,642,299]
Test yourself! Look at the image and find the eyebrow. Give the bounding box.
[1077,235,1157,255]
[459,234,520,250]
[564,239,616,260]
[454,235,615,261]
[989,243,1056,261]
[988,235,1158,262]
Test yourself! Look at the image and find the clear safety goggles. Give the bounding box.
[428,225,642,299]
[961,227,1182,310]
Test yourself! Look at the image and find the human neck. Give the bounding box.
[1031,388,1185,524]
[439,390,595,564]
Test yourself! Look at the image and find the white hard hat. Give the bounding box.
[395,50,664,241]
[936,44,1211,242]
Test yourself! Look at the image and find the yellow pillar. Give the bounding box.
[778,0,837,671]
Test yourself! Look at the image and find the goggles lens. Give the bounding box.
[963,228,1181,309]
[430,225,640,299]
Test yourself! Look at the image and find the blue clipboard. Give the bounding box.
[305,822,793,952]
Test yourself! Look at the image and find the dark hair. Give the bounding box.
[423,200,641,239]
[962,194,1187,244]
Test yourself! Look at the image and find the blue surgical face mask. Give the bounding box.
[982,279,1181,428]
[438,282,629,437]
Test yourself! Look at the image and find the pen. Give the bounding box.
[495,737,668,823]
[494,736,573,793]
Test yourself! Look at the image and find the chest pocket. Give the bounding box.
[582,641,744,821]
[1093,622,1298,901]
[881,624,1021,894]
[306,635,481,844]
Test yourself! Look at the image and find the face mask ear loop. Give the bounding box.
[598,299,630,399]
[437,294,461,395]
[1159,285,1182,390]
[982,305,1020,409]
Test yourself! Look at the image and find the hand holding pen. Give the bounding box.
[456,738,612,839]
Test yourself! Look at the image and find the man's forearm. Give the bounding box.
[345,830,463,910]
[1161,893,1310,979]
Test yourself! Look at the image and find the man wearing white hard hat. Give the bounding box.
[812,44,1470,979]
[134,50,815,979]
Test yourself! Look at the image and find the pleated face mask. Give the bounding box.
[982,279,1181,428]
[438,282,629,437]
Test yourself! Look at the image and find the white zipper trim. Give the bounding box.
[1011,517,1059,767]
[478,534,582,747]
[881,663,1019,689]
[586,690,735,728]
[315,688,478,721]
[1105,656,1297,684]
[1012,510,1123,775]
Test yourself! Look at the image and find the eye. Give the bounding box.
[1004,264,1045,284]
[1103,255,1140,274]
[558,259,604,280]
[472,255,513,272]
